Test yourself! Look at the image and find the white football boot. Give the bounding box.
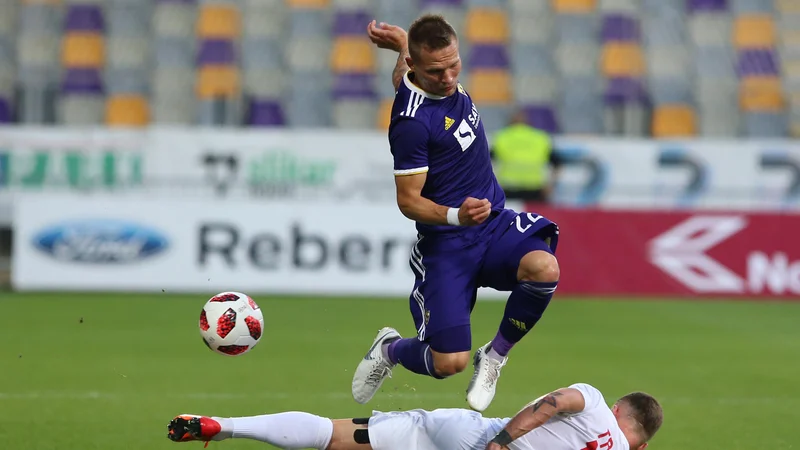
[466,342,507,412]
[351,327,401,404]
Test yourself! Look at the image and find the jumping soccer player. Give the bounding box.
[351,15,561,412]
[167,383,663,450]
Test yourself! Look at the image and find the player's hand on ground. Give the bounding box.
[367,20,408,53]
[459,197,491,226]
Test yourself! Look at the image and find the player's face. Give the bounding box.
[408,41,462,97]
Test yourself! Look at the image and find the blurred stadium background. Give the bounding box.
[1,0,799,449]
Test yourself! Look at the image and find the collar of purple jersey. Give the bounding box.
[404,71,448,100]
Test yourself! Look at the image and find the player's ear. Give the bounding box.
[637,442,648,450]
[405,55,414,71]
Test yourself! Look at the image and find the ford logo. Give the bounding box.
[32,220,169,264]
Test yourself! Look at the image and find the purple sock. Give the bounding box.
[386,338,444,379]
[491,280,558,357]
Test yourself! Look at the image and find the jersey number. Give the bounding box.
[515,213,544,233]
[453,119,476,152]
[580,431,613,450]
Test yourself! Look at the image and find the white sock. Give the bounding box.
[486,346,506,362]
[218,412,333,449]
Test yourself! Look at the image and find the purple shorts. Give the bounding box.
[407,209,559,353]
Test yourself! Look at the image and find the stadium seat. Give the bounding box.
[553,0,596,13]
[242,5,285,39]
[510,12,554,45]
[245,97,286,126]
[647,45,689,78]
[689,13,731,46]
[196,65,240,99]
[469,44,510,70]
[514,75,559,103]
[330,37,376,73]
[739,76,783,111]
[466,8,509,44]
[650,77,693,105]
[242,38,283,70]
[287,0,330,8]
[64,3,104,32]
[198,4,240,39]
[693,46,736,78]
[107,36,150,69]
[106,3,151,37]
[332,99,378,129]
[106,94,150,127]
[244,69,285,98]
[601,42,645,77]
[0,3,16,36]
[511,44,556,75]
[287,38,331,71]
[152,67,195,124]
[332,73,376,99]
[776,0,800,13]
[556,44,599,76]
[731,0,773,13]
[601,14,641,42]
[737,49,780,77]
[699,104,740,136]
[467,70,511,104]
[743,111,786,136]
[521,104,559,133]
[333,10,373,36]
[153,3,197,38]
[197,39,237,66]
[642,14,687,46]
[687,0,728,13]
[58,95,105,125]
[62,33,105,68]
[733,14,775,48]
[376,98,393,130]
[651,104,697,137]
[509,0,549,11]
[105,68,149,95]
[557,13,598,43]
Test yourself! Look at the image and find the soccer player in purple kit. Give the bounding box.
[351,15,562,412]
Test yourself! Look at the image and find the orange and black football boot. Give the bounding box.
[167,415,222,448]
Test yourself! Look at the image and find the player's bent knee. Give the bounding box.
[518,250,560,283]
[431,350,470,377]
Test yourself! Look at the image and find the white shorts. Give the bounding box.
[367,408,493,450]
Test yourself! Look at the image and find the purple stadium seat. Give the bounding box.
[332,73,376,99]
[333,10,373,36]
[0,97,11,123]
[197,39,237,66]
[64,4,104,32]
[604,77,648,105]
[420,0,465,7]
[247,98,285,126]
[61,68,104,94]
[601,15,640,42]
[522,105,559,133]
[469,44,510,69]
[157,0,197,3]
[737,49,780,77]
[686,0,728,13]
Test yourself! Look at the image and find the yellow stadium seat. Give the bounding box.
[601,43,645,77]
[466,8,509,44]
[651,104,697,137]
[22,0,61,4]
[467,70,511,104]
[377,99,393,130]
[62,33,104,68]
[197,4,240,39]
[733,14,775,48]
[286,0,329,8]
[106,95,149,127]
[330,37,375,73]
[196,65,240,99]
[739,76,784,111]
[552,0,595,13]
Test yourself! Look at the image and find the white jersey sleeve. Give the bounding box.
[568,383,606,414]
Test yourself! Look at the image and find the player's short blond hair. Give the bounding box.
[407,14,457,61]
[617,392,663,443]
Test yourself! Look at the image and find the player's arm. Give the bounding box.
[392,120,490,226]
[367,20,409,91]
[487,387,586,449]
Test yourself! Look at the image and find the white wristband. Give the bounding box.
[446,207,461,226]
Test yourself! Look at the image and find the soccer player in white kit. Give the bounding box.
[166,383,663,450]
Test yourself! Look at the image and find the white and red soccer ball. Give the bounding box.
[199,291,264,356]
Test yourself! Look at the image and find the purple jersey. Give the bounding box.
[389,71,506,237]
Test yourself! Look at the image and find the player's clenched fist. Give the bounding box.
[366,20,407,53]
[459,197,491,226]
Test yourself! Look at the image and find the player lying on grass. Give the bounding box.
[353,13,562,413]
[167,383,662,450]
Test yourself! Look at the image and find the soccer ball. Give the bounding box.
[199,291,264,356]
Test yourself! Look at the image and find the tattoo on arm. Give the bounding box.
[392,49,410,91]
[531,392,563,414]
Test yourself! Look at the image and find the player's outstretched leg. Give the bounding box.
[467,243,560,412]
[167,412,334,449]
[351,327,402,404]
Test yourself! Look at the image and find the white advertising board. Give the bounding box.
[13,193,508,298]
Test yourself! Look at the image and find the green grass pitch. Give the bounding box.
[0,292,797,449]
